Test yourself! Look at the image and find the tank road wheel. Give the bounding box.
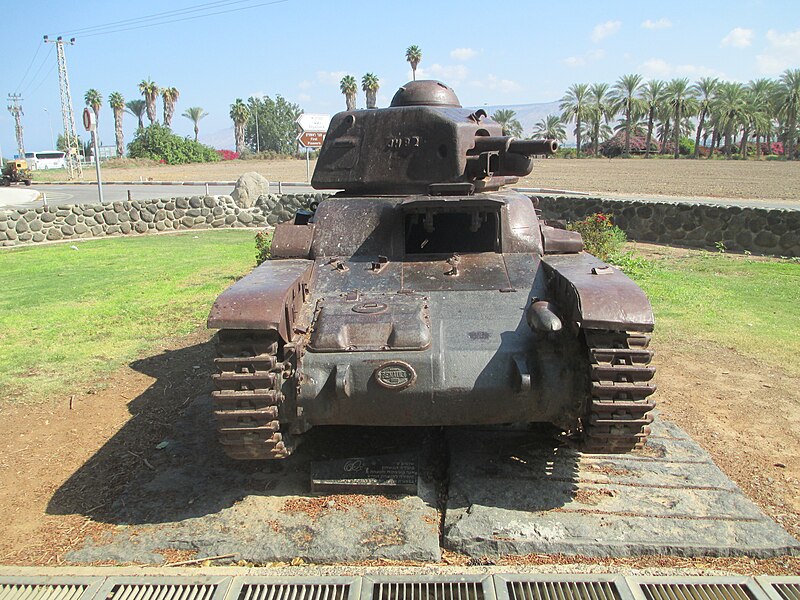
[581,329,656,452]
[212,329,295,460]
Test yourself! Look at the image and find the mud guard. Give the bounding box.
[541,253,654,332]
[207,259,313,342]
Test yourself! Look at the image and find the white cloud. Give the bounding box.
[639,58,720,79]
[721,27,754,48]
[756,29,800,74]
[415,63,469,82]
[470,74,520,93]
[591,20,621,43]
[315,70,349,86]
[561,48,606,68]
[450,47,478,61]
[642,18,671,30]
[298,93,311,103]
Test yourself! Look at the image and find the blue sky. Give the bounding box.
[2,0,799,154]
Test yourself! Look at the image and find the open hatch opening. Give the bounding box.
[404,208,500,254]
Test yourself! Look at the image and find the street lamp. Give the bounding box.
[43,108,55,149]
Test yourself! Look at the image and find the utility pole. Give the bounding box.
[44,35,83,179]
[7,93,25,159]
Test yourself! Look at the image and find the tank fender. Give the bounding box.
[207,259,313,342]
[541,253,654,332]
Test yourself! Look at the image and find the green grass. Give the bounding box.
[620,250,800,375]
[0,230,256,403]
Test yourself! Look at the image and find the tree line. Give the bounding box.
[517,69,799,160]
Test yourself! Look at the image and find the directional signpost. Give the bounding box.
[296,113,330,182]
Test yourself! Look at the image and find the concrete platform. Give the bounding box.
[443,421,800,558]
[61,397,798,564]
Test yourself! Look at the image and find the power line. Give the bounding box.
[66,0,289,39]
[19,46,53,95]
[27,62,58,97]
[57,0,265,36]
[15,40,42,93]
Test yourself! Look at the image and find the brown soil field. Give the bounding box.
[1,245,798,572]
[34,158,800,203]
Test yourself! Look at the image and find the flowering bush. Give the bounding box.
[216,149,240,161]
[567,213,627,260]
[255,229,272,265]
[600,132,658,157]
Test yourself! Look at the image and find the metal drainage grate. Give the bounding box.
[225,578,361,600]
[0,577,103,600]
[361,576,495,600]
[755,578,800,600]
[494,575,634,600]
[628,578,771,600]
[94,577,232,600]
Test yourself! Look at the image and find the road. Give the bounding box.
[1,183,319,210]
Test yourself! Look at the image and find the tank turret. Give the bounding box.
[312,80,558,195]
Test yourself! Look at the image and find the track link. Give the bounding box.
[212,330,294,460]
[582,329,656,452]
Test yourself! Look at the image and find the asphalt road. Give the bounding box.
[3,182,319,210]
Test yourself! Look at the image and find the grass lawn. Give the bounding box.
[623,247,800,375]
[0,230,256,403]
[1,232,797,405]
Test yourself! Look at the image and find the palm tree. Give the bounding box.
[610,74,644,156]
[406,45,423,81]
[588,83,612,156]
[108,92,125,158]
[667,78,697,159]
[229,99,250,155]
[639,79,667,158]
[532,115,567,142]
[362,73,380,109]
[138,78,159,125]
[84,89,102,127]
[560,83,590,156]
[776,68,800,160]
[340,75,358,111]
[747,78,775,158]
[161,86,180,128]
[714,82,747,158]
[126,100,146,130]
[182,106,208,142]
[690,77,719,158]
[491,109,523,137]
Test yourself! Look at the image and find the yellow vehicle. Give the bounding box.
[1,159,33,186]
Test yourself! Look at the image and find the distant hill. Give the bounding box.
[199,100,570,150]
[200,127,235,150]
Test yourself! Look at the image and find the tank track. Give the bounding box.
[582,329,656,452]
[211,329,295,460]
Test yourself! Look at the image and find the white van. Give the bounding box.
[25,151,66,170]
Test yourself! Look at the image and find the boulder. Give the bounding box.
[231,172,270,208]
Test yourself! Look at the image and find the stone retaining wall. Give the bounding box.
[537,196,799,257]
[0,193,319,247]
[2,192,798,257]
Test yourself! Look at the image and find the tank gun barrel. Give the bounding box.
[471,136,559,156]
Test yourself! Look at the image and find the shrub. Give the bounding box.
[600,132,658,157]
[679,136,694,156]
[255,229,272,265]
[128,123,220,165]
[557,147,576,159]
[567,213,627,260]
[216,149,239,161]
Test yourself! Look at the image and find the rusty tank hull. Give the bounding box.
[208,81,655,459]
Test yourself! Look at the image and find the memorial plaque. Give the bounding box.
[310,453,418,495]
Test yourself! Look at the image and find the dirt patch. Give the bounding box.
[281,495,401,521]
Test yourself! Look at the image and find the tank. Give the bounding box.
[208,80,656,460]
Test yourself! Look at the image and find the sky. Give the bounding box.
[1,0,799,155]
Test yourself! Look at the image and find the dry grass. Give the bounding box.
[32,157,800,202]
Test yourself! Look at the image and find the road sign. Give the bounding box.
[296,113,330,133]
[297,131,326,148]
[82,108,96,132]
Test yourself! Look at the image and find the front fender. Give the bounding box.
[208,259,313,342]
